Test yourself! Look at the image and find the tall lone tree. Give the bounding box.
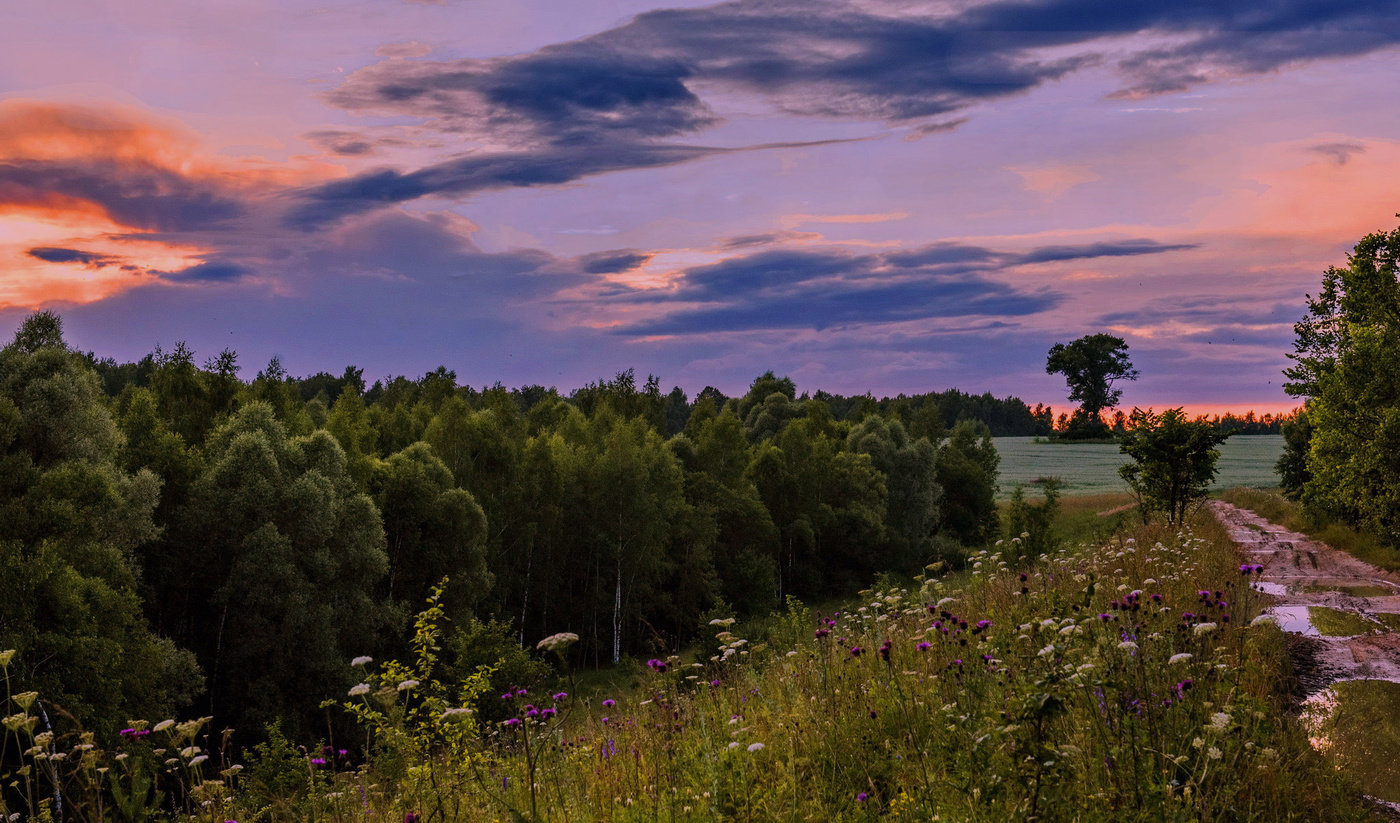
[1046,334,1138,434]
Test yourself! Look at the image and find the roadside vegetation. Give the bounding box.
[2,509,1374,822]
[1218,488,1400,573]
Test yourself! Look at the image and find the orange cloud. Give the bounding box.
[0,100,336,309]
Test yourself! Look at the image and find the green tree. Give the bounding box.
[1046,334,1138,435]
[175,403,392,736]
[1275,407,1312,500]
[936,420,1001,547]
[0,312,201,732]
[1284,222,1400,539]
[1117,408,1229,526]
[371,442,493,622]
[847,416,941,570]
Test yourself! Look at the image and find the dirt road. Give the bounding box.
[1209,501,1400,688]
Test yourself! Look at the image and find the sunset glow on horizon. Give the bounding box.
[4,0,1400,407]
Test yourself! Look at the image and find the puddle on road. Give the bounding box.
[1271,605,1318,635]
[1310,607,1379,637]
[1303,680,1400,804]
[1252,581,1289,596]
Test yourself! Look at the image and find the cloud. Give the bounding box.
[578,249,653,274]
[375,41,434,59]
[26,247,122,267]
[1007,164,1101,198]
[721,230,823,249]
[332,0,1400,146]
[1308,141,1367,165]
[596,235,1200,336]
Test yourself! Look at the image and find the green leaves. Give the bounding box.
[1117,408,1228,525]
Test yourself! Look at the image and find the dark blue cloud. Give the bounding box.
[288,143,724,230]
[26,247,120,267]
[0,160,243,231]
[578,249,653,274]
[159,261,250,282]
[1017,239,1198,264]
[605,235,1196,335]
[332,0,1400,144]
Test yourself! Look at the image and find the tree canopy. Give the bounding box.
[1046,334,1138,434]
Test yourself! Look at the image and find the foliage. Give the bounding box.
[936,419,1001,547]
[1284,221,1400,543]
[1118,408,1230,526]
[1004,477,1062,565]
[0,313,201,734]
[1046,334,1138,436]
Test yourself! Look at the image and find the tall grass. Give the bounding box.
[3,510,1372,822]
[1218,487,1400,572]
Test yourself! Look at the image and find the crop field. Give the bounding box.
[994,434,1285,497]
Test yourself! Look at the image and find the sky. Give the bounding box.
[4,0,1400,412]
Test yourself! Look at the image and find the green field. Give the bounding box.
[993,434,1284,497]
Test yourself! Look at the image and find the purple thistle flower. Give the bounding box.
[553,692,568,701]
[917,642,932,651]
[515,688,528,697]
[504,718,522,727]
[501,692,512,700]
[711,679,720,687]
[814,628,830,639]
[850,646,864,657]
[542,707,557,718]
[857,792,870,803]
[603,699,616,708]
[405,813,420,823]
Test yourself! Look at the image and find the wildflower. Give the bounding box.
[1118,641,1138,651]
[516,688,529,697]
[747,742,764,752]
[857,792,870,803]
[647,658,669,673]
[814,628,830,639]
[1168,653,1193,664]
[850,646,864,657]
[405,814,420,823]
[917,642,932,652]
[153,719,175,732]
[541,708,557,718]
[351,656,373,666]
[503,718,521,727]
[311,758,327,766]
[349,683,370,697]
[601,717,610,723]
[1208,712,1231,731]
[397,680,419,691]
[189,755,208,767]
[1207,747,1222,760]
[501,693,513,700]
[1250,614,1277,627]
[1193,623,1218,636]
[552,692,569,701]
[536,632,580,652]
[440,708,472,721]
[603,699,616,708]
[879,640,892,662]
[711,680,720,687]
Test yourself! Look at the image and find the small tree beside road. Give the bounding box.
[1118,408,1230,525]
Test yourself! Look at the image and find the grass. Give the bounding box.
[4,512,1375,823]
[1217,487,1400,572]
[1303,679,1400,804]
[1307,607,1379,637]
[1300,584,1395,597]
[995,436,1285,499]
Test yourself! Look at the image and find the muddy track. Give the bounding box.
[1208,501,1400,691]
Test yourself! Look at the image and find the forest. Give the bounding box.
[2,311,1034,745]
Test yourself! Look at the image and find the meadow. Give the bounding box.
[2,511,1373,823]
[995,435,1285,498]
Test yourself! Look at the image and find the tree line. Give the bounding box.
[1,313,1011,746]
